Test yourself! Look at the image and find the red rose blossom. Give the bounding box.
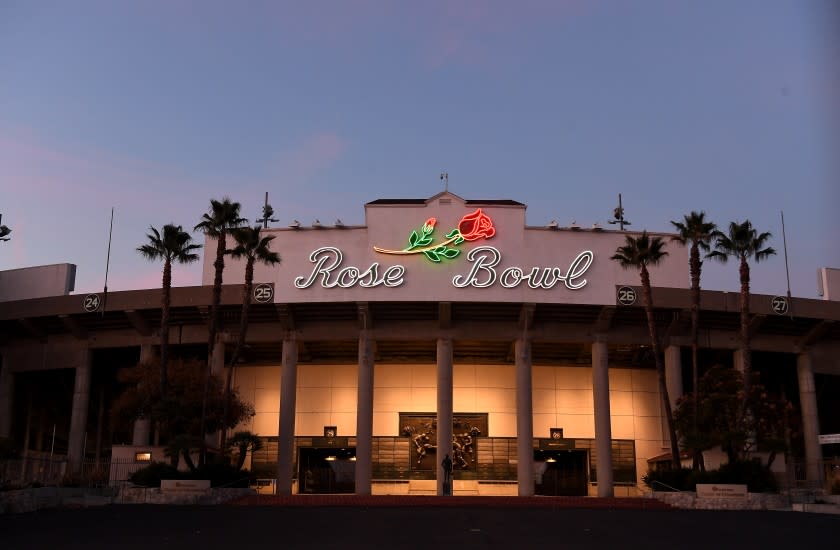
[423,218,436,232]
[458,209,495,241]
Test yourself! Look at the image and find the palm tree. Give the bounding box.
[612,231,680,468]
[194,198,247,362]
[708,220,775,396]
[227,431,264,471]
[195,198,246,460]
[670,211,717,469]
[137,225,202,395]
[220,226,280,451]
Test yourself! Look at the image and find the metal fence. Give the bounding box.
[1,456,145,488]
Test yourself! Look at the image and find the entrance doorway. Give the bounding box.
[534,449,588,496]
[298,447,356,494]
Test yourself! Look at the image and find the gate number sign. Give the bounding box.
[253,283,274,303]
[771,296,789,315]
[83,294,101,312]
[617,286,637,306]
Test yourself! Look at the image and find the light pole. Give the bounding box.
[607,194,631,231]
[0,213,11,242]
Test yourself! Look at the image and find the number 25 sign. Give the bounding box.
[252,283,274,303]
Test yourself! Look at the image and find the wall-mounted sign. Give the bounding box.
[252,283,274,303]
[83,293,101,312]
[294,246,594,291]
[616,286,637,306]
[374,209,495,263]
[770,295,789,315]
[818,433,840,445]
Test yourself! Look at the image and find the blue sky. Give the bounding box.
[1,0,838,297]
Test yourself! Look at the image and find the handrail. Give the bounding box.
[649,480,682,493]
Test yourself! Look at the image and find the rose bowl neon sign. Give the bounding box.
[293,209,594,290]
[374,209,496,263]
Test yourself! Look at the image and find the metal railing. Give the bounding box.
[1,457,145,488]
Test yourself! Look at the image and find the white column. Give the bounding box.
[211,338,225,376]
[515,338,534,496]
[355,332,374,495]
[132,344,155,445]
[68,351,92,473]
[592,341,613,497]
[733,349,745,374]
[139,343,156,363]
[276,337,298,495]
[0,363,13,439]
[797,353,823,486]
[436,338,453,496]
[664,346,683,411]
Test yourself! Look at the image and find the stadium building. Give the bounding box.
[1,192,839,496]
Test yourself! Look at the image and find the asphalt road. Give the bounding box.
[2,505,838,549]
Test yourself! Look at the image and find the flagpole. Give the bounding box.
[102,207,114,316]
[781,210,793,318]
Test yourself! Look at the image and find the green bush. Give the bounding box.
[642,468,694,491]
[189,463,255,487]
[129,462,181,487]
[643,460,778,493]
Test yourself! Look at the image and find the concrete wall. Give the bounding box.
[818,267,840,301]
[204,193,689,305]
[0,264,76,302]
[231,361,666,485]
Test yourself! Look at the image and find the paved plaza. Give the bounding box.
[2,503,839,550]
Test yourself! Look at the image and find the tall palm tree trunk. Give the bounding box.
[160,259,172,396]
[689,244,702,470]
[200,232,227,464]
[221,259,254,453]
[737,256,753,453]
[641,265,681,469]
[738,256,752,392]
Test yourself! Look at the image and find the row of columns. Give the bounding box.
[273,337,620,496]
[0,340,826,488]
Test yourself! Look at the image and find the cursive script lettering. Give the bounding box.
[453,246,593,290]
[294,246,594,291]
[294,247,405,288]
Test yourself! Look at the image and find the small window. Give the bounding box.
[135,451,152,462]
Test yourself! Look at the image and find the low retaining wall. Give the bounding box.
[1,486,256,513]
[118,487,256,505]
[1,487,116,514]
[653,491,789,510]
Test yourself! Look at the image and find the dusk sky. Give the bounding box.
[1,1,838,298]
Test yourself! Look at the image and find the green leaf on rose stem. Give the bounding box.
[408,230,418,248]
[423,250,441,262]
[417,236,433,247]
[454,236,464,245]
[441,247,460,259]
[445,229,459,239]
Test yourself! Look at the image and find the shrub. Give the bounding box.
[129,462,181,487]
[643,460,779,493]
[642,468,694,491]
[715,460,778,493]
[189,463,255,487]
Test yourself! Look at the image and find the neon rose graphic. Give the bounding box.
[373,209,496,263]
[458,209,495,241]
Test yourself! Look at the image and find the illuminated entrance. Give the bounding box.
[298,447,356,494]
[534,449,588,496]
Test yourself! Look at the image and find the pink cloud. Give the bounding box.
[273,132,349,184]
[416,0,593,68]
